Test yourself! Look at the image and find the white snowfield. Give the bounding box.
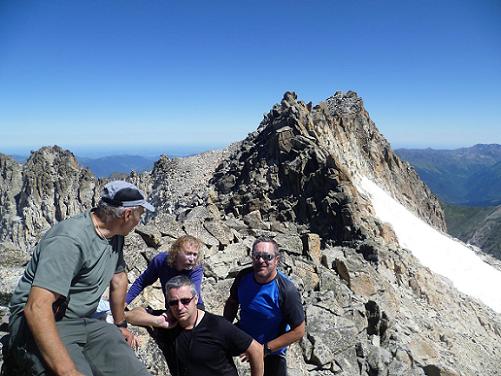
[356,176,501,314]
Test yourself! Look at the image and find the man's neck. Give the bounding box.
[254,270,278,284]
[181,309,203,330]
[91,211,115,239]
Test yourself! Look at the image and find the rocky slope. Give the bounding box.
[124,219,501,376]
[1,93,500,376]
[444,203,501,260]
[467,205,501,259]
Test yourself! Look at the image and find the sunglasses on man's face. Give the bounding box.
[167,295,195,307]
[251,252,276,262]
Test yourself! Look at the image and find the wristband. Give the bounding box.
[115,320,128,328]
[264,343,272,357]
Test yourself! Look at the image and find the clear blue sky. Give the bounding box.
[1,0,500,156]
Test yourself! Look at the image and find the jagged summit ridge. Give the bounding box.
[211,91,368,244]
[211,91,445,246]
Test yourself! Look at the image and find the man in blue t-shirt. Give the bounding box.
[223,237,305,376]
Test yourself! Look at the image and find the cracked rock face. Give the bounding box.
[210,92,445,249]
[0,147,99,249]
[1,92,499,376]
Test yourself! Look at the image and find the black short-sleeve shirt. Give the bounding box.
[175,312,253,376]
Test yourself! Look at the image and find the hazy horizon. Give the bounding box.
[1,143,227,158]
[3,141,501,159]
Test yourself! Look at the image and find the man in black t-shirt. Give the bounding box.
[162,275,264,376]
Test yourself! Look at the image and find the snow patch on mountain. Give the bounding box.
[356,176,501,313]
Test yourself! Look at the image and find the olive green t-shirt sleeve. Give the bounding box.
[113,236,126,274]
[32,235,83,298]
[115,248,126,274]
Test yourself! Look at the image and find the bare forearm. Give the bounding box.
[246,340,264,376]
[267,321,305,352]
[125,307,157,327]
[110,272,128,323]
[25,295,79,375]
[126,307,176,330]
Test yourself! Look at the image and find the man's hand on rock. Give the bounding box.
[119,327,139,349]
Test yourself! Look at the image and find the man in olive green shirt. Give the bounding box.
[5,181,155,376]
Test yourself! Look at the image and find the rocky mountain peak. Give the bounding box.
[211,91,361,244]
[324,91,445,231]
[211,91,445,247]
[326,90,364,117]
[0,145,99,248]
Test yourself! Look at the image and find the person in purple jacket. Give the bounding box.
[125,235,204,375]
[126,234,204,310]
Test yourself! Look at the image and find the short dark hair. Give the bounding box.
[165,275,197,297]
[252,237,279,256]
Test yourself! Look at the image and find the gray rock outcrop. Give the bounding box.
[468,205,501,259]
[0,146,99,249]
[211,92,445,250]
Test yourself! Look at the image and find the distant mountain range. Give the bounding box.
[77,155,157,177]
[396,144,501,258]
[9,154,157,178]
[8,145,221,178]
[396,144,501,206]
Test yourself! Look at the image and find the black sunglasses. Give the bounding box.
[251,252,276,262]
[167,295,195,307]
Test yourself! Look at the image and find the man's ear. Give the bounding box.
[123,208,133,221]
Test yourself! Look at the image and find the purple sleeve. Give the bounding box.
[190,265,204,306]
[126,253,163,305]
